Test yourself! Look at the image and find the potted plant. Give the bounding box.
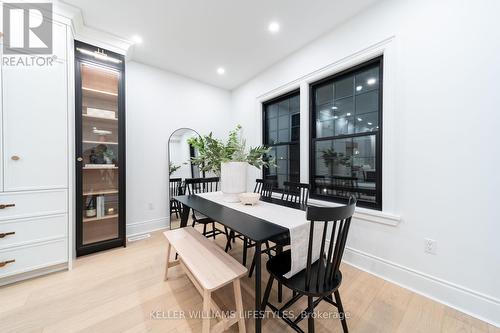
[322,148,352,176]
[188,125,275,202]
[169,161,181,176]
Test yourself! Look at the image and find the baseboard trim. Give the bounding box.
[343,246,500,328]
[126,217,169,237]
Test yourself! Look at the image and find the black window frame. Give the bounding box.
[262,89,301,191]
[309,56,383,210]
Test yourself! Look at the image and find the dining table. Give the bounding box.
[173,193,307,333]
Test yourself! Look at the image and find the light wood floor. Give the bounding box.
[0,225,498,333]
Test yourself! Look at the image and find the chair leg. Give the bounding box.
[164,242,172,281]
[202,289,211,333]
[174,202,179,219]
[249,253,256,278]
[225,229,233,252]
[308,296,315,333]
[228,229,233,250]
[334,290,349,333]
[203,223,207,236]
[262,275,274,309]
[233,279,246,333]
[276,245,283,303]
[242,238,248,266]
[211,222,216,239]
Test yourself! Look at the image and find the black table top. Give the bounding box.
[259,196,307,211]
[174,194,303,242]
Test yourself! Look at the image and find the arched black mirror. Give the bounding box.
[168,128,201,229]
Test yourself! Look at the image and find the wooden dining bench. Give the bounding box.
[164,227,247,333]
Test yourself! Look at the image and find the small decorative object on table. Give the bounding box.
[239,192,260,206]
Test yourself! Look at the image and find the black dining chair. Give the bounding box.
[248,180,308,283]
[225,179,274,265]
[184,177,228,239]
[262,198,357,333]
[250,181,310,269]
[169,178,183,219]
[255,181,310,303]
[281,181,310,205]
[254,178,274,198]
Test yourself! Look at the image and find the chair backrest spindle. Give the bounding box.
[169,178,182,198]
[304,198,356,292]
[185,177,220,195]
[253,179,274,198]
[281,181,310,206]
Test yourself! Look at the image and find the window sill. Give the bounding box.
[268,193,401,226]
[307,198,401,226]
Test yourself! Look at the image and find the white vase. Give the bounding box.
[220,161,247,202]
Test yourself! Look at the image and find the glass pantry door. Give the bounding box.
[80,63,120,245]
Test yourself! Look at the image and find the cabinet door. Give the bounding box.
[2,60,68,191]
[0,20,3,192]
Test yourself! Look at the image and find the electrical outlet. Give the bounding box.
[424,238,437,255]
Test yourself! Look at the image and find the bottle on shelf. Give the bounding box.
[85,197,97,218]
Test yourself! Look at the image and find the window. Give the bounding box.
[263,90,300,190]
[310,57,383,209]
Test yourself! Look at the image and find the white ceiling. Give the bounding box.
[62,0,379,90]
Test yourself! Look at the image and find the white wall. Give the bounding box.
[231,0,500,326]
[126,61,232,236]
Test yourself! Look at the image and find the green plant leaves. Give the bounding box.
[187,125,276,176]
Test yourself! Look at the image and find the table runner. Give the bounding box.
[196,191,323,278]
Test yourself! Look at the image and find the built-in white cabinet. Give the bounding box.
[2,62,68,191]
[0,21,3,194]
[0,12,71,284]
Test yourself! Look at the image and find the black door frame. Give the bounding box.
[75,40,126,256]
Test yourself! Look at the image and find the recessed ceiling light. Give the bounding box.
[356,85,363,91]
[367,78,376,85]
[217,67,226,75]
[331,106,338,110]
[346,113,351,116]
[357,117,363,121]
[131,35,143,44]
[268,22,280,33]
[367,122,373,125]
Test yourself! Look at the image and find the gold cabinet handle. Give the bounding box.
[0,232,15,238]
[0,259,15,268]
[11,155,20,161]
[0,204,15,209]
